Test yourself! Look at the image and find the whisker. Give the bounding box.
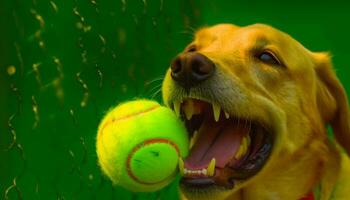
[184,25,196,35]
[148,83,162,93]
[178,30,194,36]
[144,77,164,86]
[145,83,162,100]
[178,25,197,38]
[150,88,162,100]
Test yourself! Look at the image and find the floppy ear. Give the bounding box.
[314,52,350,156]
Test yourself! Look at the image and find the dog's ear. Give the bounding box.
[313,52,350,155]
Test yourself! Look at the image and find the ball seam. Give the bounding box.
[99,105,160,139]
[126,138,181,185]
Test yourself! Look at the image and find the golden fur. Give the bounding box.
[162,24,350,200]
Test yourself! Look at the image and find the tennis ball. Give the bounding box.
[96,99,189,192]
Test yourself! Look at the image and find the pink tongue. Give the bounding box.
[184,118,248,169]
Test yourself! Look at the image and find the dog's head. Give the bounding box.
[162,24,350,199]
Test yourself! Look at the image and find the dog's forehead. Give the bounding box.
[193,23,313,69]
[194,24,293,46]
[195,24,240,38]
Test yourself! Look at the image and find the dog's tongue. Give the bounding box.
[184,118,248,169]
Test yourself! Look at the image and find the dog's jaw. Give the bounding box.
[162,66,285,199]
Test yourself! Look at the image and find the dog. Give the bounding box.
[161,23,350,200]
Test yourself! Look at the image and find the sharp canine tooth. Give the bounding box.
[190,130,199,148]
[235,144,244,159]
[178,157,184,176]
[207,158,216,176]
[242,138,247,157]
[212,104,221,122]
[225,111,230,119]
[184,100,194,120]
[235,136,248,159]
[174,101,181,117]
[246,135,251,146]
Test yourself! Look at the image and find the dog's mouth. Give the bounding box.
[171,98,273,190]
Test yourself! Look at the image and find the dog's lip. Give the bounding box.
[169,97,274,189]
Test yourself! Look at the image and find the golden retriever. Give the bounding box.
[161,23,350,200]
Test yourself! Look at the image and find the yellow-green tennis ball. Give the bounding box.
[96,100,189,192]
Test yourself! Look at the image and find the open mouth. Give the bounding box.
[172,98,273,189]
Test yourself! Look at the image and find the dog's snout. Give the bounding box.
[170,52,215,89]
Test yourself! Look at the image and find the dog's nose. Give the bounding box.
[170,52,215,89]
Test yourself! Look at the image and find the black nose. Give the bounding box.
[170,52,215,89]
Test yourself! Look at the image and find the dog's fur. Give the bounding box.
[162,24,350,200]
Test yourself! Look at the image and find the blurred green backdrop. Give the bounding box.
[0,0,349,199]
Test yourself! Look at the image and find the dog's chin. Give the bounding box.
[169,98,274,199]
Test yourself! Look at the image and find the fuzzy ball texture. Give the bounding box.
[96,100,189,192]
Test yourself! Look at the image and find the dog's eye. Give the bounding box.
[257,51,281,66]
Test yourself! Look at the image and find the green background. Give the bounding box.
[0,0,349,199]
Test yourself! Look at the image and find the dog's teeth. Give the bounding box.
[190,130,199,149]
[242,136,248,156]
[212,104,221,122]
[183,168,209,176]
[207,158,216,176]
[224,111,230,119]
[235,136,248,159]
[235,144,244,159]
[183,99,194,120]
[178,157,184,176]
[174,101,181,117]
[246,134,251,146]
